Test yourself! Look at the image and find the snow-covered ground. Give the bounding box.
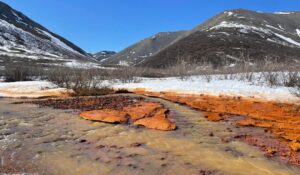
[112,75,300,103]
[0,81,66,98]
[0,74,299,103]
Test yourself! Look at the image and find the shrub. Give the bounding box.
[72,86,113,96]
[283,72,300,87]
[263,72,280,87]
[4,65,32,82]
[292,86,300,98]
[47,67,113,96]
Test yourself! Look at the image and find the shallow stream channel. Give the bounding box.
[0,94,299,175]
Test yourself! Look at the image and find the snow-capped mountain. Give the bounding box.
[139,9,300,68]
[93,51,116,62]
[101,31,187,66]
[0,1,93,67]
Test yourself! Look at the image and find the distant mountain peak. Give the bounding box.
[101,30,188,66]
[93,50,116,62]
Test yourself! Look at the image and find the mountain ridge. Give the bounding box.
[0,1,95,68]
[139,9,300,68]
[101,30,188,66]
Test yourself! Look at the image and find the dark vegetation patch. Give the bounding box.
[21,96,146,112]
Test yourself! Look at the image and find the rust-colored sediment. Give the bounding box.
[133,108,176,131]
[80,109,128,123]
[79,101,176,131]
[132,89,300,166]
[123,102,162,121]
[29,96,176,131]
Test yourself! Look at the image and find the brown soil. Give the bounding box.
[132,89,300,166]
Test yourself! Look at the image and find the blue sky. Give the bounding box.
[1,0,300,53]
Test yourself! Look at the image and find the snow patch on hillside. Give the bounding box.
[265,24,284,32]
[274,33,300,47]
[39,29,82,55]
[225,11,233,17]
[210,21,271,35]
[10,10,24,23]
[296,29,300,37]
[210,21,300,48]
[274,12,293,15]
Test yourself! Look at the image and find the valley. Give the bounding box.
[0,1,300,175]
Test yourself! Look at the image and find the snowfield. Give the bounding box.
[0,75,299,103]
[112,76,300,103]
[0,81,66,98]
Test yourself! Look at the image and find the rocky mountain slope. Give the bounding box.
[139,9,300,68]
[101,31,187,66]
[0,1,95,68]
[93,51,116,62]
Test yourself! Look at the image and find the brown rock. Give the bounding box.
[80,109,128,123]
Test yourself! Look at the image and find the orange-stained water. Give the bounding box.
[0,96,299,175]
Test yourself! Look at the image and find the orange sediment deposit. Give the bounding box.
[290,141,300,152]
[28,96,176,131]
[80,101,176,131]
[80,109,128,123]
[123,102,162,121]
[134,108,176,131]
[203,112,230,122]
[131,89,300,159]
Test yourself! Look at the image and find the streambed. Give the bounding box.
[0,95,299,175]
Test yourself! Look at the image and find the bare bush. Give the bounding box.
[204,74,212,82]
[47,67,73,89]
[109,67,143,83]
[4,65,32,82]
[292,86,300,98]
[263,72,280,87]
[283,72,300,87]
[47,67,113,96]
[285,72,300,98]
